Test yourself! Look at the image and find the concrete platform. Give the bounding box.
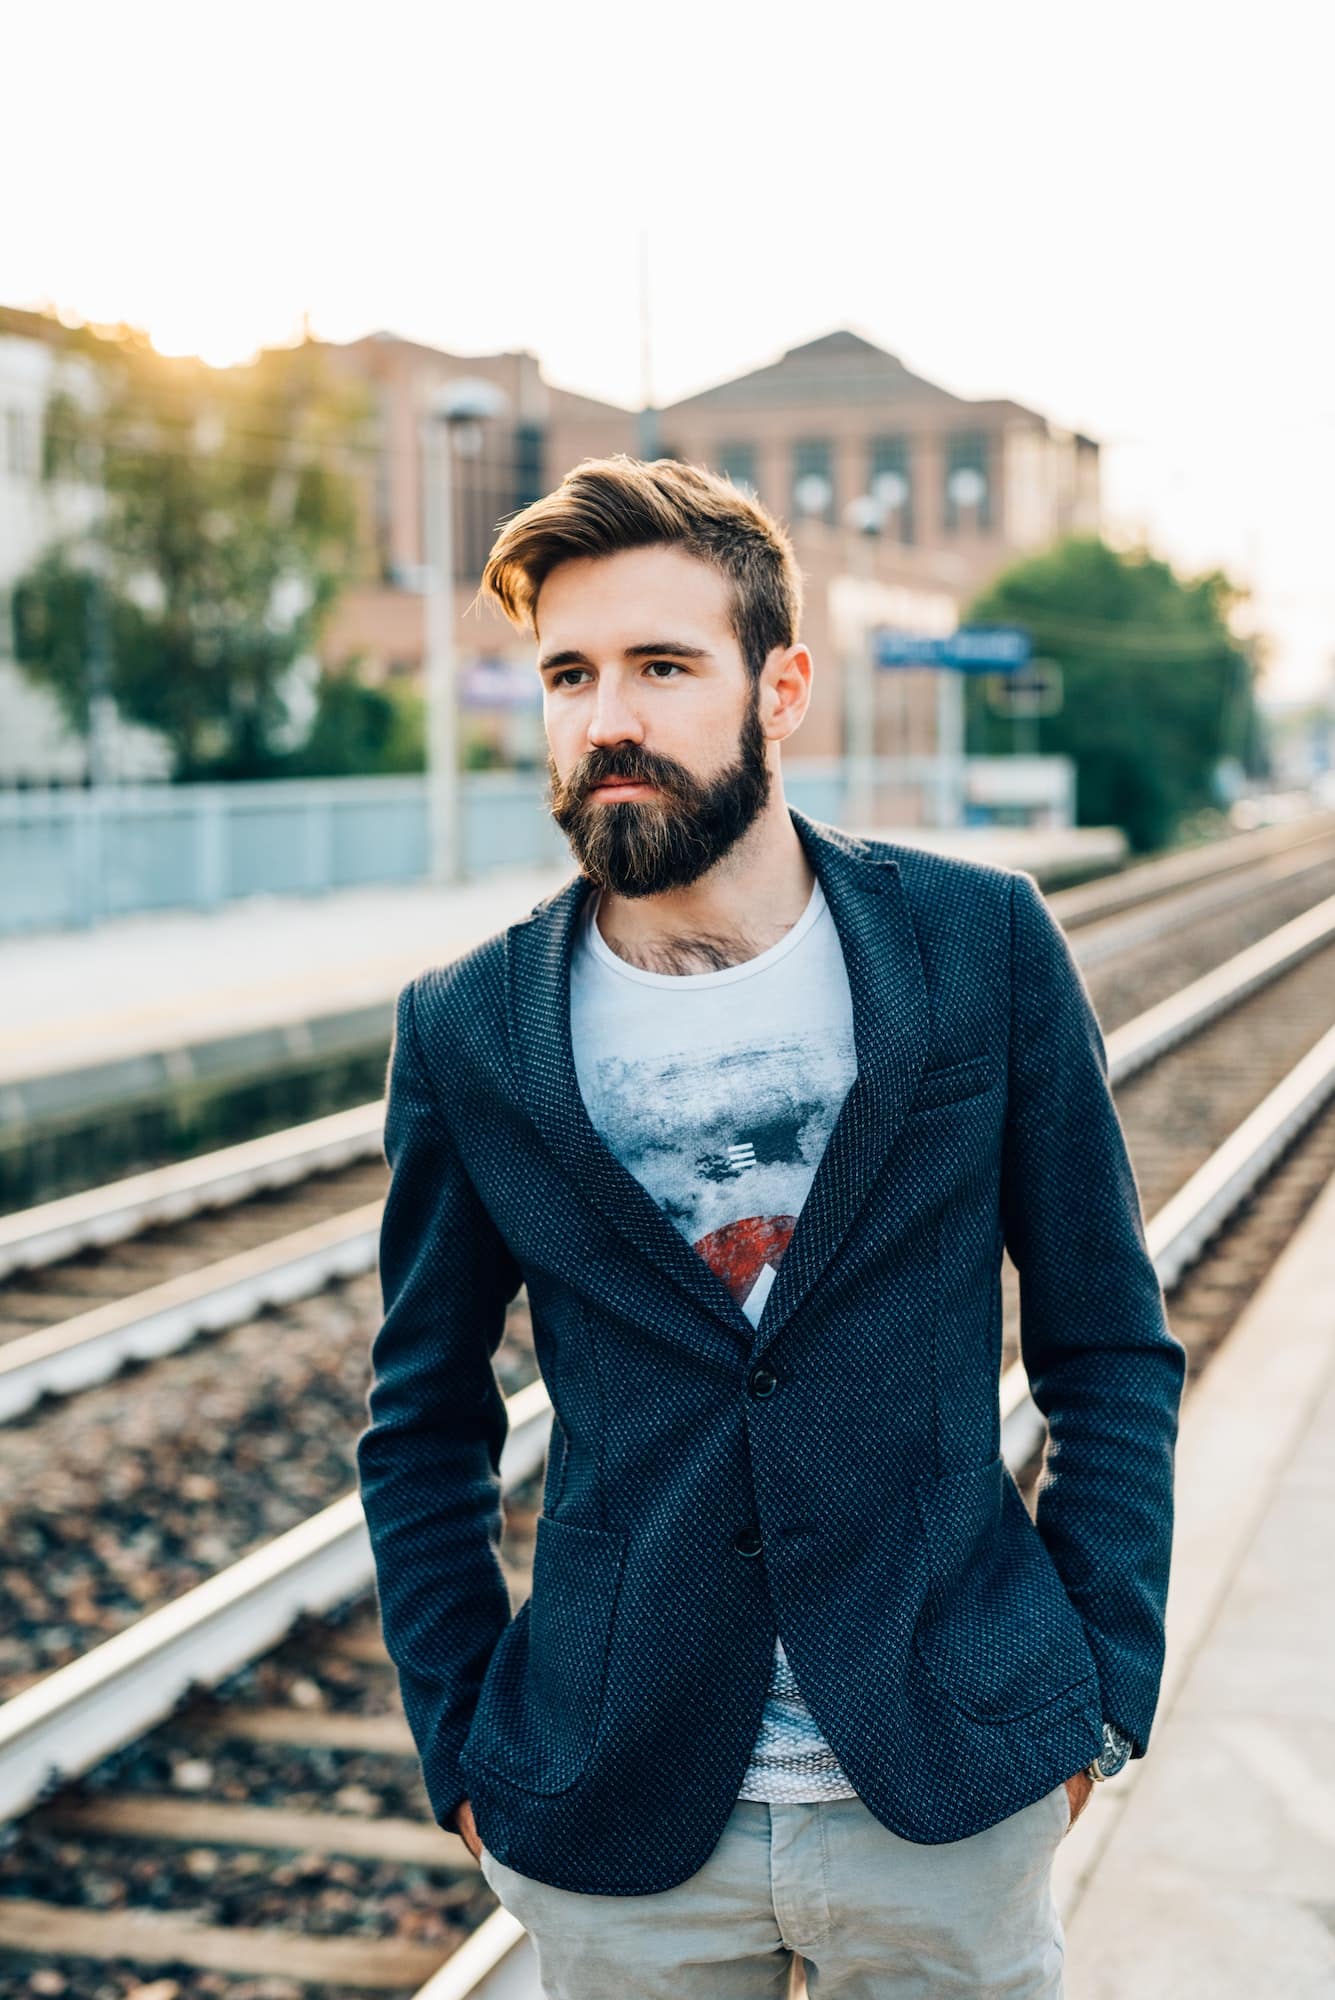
[0,864,564,1204]
[0,867,564,1092]
[1055,1152,1335,1996]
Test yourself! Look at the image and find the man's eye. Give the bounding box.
[547,664,683,688]
[645,660,684,678]
[551,669,589,688]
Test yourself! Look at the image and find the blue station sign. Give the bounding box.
[872,627,1033,672]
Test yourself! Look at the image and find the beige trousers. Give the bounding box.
[480,1782,1072,1998]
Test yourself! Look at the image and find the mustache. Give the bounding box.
[579,752,679,792]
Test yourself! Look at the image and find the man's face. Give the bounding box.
[536,545,772,898]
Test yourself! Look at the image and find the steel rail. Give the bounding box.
[0,1102,385,1280]
[1068,839,1335,971]
[0,1204,381,1421]
[6,893,1335,1425]
[411,1909,535,2000]
[0,1378,555,1825]
[1000,1019,1335,1460]
[1102,892,1335,1083]
[1048,810,1335,927]
[7,1022,1335,1825]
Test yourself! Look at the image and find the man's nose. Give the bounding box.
[586,682,645,748]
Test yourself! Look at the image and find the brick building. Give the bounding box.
[653,329,1099,765]
[319,330,635,766]
[320,325,1099,782]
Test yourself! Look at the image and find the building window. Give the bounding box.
[792,439,835,523]
[943,431,992,532]
[514,422,545,510]
[457,426,530,582]
[868,436,914,544]
[5,408,38,480]
[717,441,758,496]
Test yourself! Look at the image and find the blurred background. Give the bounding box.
[2,5,1334,1997]
[3,0,1332,925]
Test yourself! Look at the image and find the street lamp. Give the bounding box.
[871,468,909,523]
[794,471,834,521]
[946,464,986,525]
[419,377,509,885]
[869,471,914,796]
[840,492,888,831]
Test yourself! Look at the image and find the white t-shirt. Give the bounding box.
[569,873,861,1802]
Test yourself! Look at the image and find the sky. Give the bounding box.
[5,0,1333,704]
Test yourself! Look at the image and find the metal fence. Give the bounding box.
[0,757,1072,936]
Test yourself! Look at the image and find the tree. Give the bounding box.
[280,667,426,779]
[11,324,373,779]
[963,537,1265,852]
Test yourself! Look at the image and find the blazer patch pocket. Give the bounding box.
[909,1054,993,1112]
[912,1454,1100,1723]
[467,1513,627,1795]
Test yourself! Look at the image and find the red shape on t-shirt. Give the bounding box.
[694,1214,798,1307]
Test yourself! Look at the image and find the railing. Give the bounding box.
[0,757,1074,935]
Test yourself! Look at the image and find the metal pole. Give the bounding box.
[84,440,114,790]
[934,665,965,826]
[637,227,659,460]
[421,414,464,884]
[843,525,878,831]
[78,438,115,927]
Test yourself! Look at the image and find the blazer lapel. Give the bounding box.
[504,874,758,1346]
[752,812,932,1347]
[502,809,931,1356]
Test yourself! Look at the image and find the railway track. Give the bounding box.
[2,855,1335,1696]
[1,1034,1332,1998]
[1,832,1334,1994]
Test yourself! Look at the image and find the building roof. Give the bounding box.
[0,304,130,356]
[545,381,635,421]
[661,327,1049,426]
[327,328,632,420]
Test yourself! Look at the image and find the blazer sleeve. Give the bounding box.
[1000,869,1188,1759]
[355,976,523,1829]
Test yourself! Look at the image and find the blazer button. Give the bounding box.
[748,1363,778,1399]
[734,1524,763,1557]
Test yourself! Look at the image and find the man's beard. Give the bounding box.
[547,689,772,899]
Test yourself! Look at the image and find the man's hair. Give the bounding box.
[476,454,803,680]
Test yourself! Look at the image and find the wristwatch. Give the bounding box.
[1085,1720,1135,1782]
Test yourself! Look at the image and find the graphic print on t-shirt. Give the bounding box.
[579,1037,854,1322]
[569,878,863,1799]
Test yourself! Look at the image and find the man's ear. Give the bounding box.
[761,642,813,742]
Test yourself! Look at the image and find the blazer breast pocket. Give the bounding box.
[908,1054,993,1113]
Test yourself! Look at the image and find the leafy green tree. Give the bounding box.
[279,669,426,779]
[11,324,373,779]
[963,538,1265,851]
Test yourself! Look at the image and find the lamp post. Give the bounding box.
[841,493,884,830]
[868,471,910,819]
[792,472,879,825]
[419,378,508,885]
[938,465,986,827]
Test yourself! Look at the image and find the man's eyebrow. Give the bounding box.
[538,641,712,672]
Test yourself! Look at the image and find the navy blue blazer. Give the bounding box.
[356,810,1186,1895]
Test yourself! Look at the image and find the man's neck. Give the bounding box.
[593,786,816,976]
